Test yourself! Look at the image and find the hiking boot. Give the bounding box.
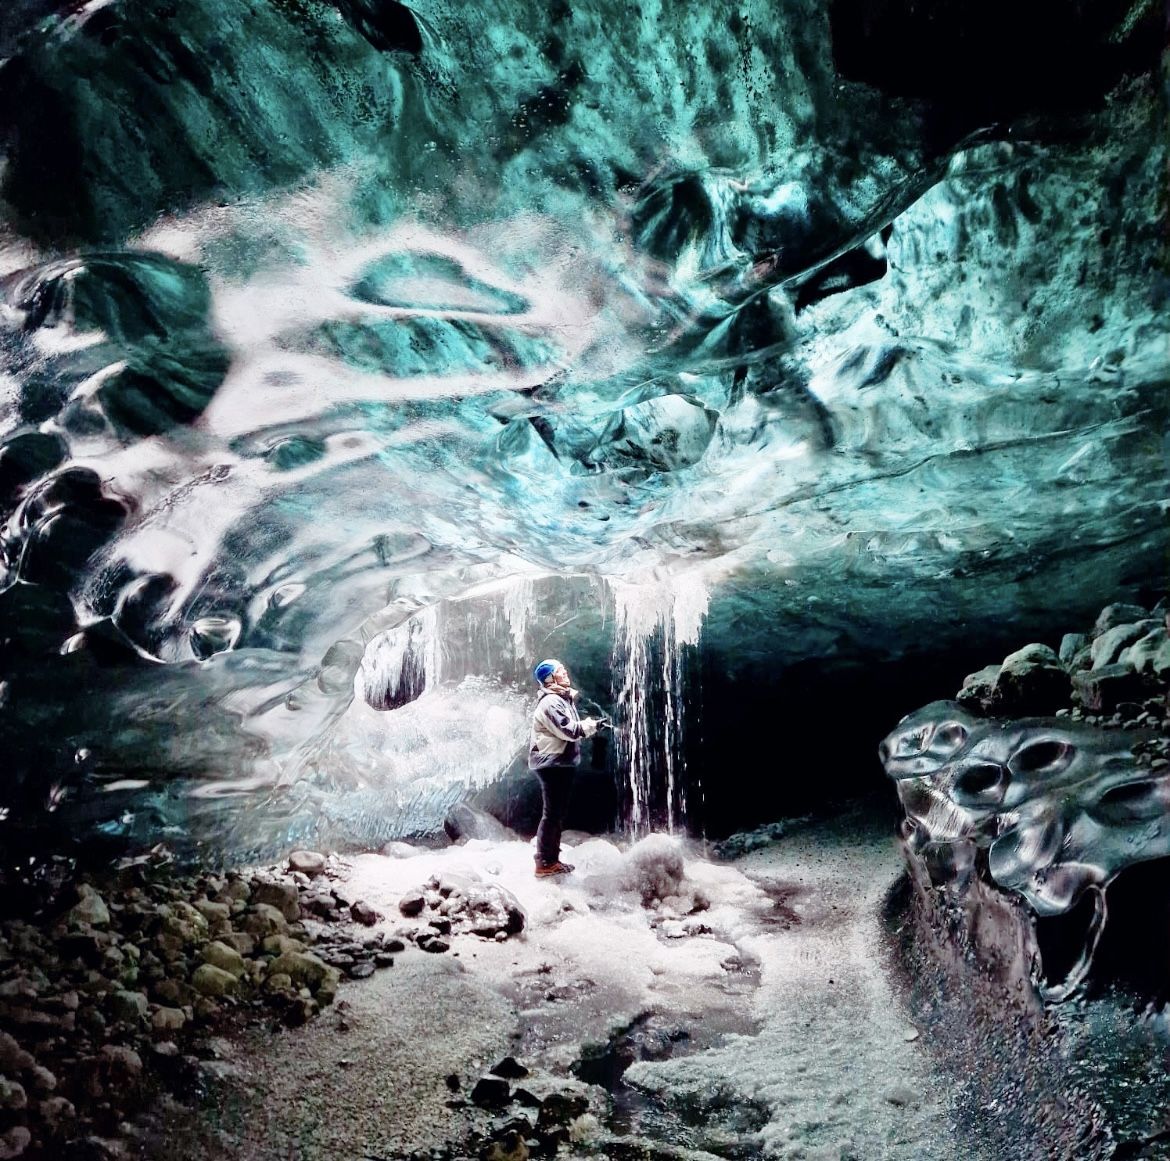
[534,861,575,878]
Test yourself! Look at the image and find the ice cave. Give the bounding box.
[0,0,1167,1157]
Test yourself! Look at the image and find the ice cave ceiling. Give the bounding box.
[0,0,1166,860]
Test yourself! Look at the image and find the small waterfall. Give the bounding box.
[610,573,709,834]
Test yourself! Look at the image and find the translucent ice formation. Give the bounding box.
[880,702,1167,998]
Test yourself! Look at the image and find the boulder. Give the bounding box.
[990,643,1070,716]
[191,963,239,998]
[100,1044,143,1084]
[192,899,231,928]
[25,1066,56,1096]
[201,940,248,979]
[240,903,289,937]
[0,1127,31,1160]
[480,1130,529,1161]
[0,1078,27,1111]
[0,1033,33,1074]
[66,884,110,928]
[218,931,257,957]
[250,881,301,923]
[151,978,192,1007]
[490,1056,530,1080]
[444,803,516,843]
[1074,663,1150,712]
[470,1074,512,1107]
[260,935,306,956]
[956,664,999,710]
[1093,603,1149,636]
[39,1095,76,1133]
[1121,628,1170,677]
[1091,620,1158,669]
[288,851,327,878]
[159,901,210,944]
[398,891,426,918]
[350,901,379,927]
[1058,632,1089,666]
[108,988,149,1024]
[265,951,337,995]
[151,1007,186,1033]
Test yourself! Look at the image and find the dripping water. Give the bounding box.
[610,574,708,835]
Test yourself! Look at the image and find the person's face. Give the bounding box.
[552,663,570,687]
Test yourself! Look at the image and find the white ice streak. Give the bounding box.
[610,571,709,834]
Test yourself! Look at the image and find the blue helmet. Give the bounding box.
[533,659,561,685]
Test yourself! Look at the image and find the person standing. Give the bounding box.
[528,659,598,877]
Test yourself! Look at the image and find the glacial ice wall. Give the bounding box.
[0,0,1165,859]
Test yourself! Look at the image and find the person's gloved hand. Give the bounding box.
[580,717,598,738]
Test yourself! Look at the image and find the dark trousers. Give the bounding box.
[534,766,575,867]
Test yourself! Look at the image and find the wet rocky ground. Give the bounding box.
[1,808,971,1161]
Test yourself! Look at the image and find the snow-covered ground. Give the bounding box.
[169,809,967,1160]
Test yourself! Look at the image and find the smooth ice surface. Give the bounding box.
[0,0,1166,851]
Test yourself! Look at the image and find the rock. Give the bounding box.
[990,643,1070,715]
[109,988,149,1024]
[490,1056,529,1079]
[191,963,239,998]
[0,1033,33,1074]
[263,972,295,997]
[66,884,110,928]
[26,1065,56,1095]
[40,1094,76,1131]
[346,961,375,980]
[240,903,289,937]
[193,996,221,1022]
[480,1130,529,1161]
[444,803,516,842]
[350,900,379,926]
[260,934,306,956]
[535,1088,590,1127]
[956,664,999,710]
[0,976,38,1002]
[265,951,337,995]
[471,1074,512,1108]
[218,931,257,957]
[201,940,248,978]
[381,841,418,858]
[0,1127,31,1159]
[250,881,301,923]
[288,851,327,878]
[398,892,426,918]
[885,1084,920,1107]
[151,1007,186,1033]
[1121,627,1170,677]
[160,900,211,944]
[1059,632,1090,665]
[1093,603,1149,637]
[192,899,231,928]
[374,953,396,968]
[151,978,192,1007]
[1074,663,1150,712]
[0,1077,27,1110]
[1091,620,1158,669]
[100,1044,143,1083]
[221,878,251,904]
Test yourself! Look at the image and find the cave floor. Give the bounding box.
[145,807,970,1160]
